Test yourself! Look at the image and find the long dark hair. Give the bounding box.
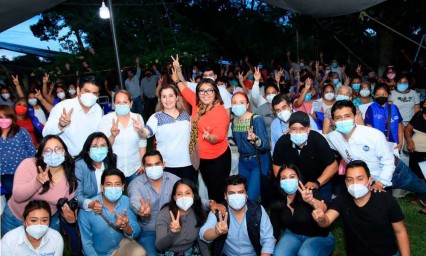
[195,78,223,107]
[168,179,206,227]
[0,105,20,138]
[75,132,117,171]
[271,163,305,210]
[23,200,52,221]
[35,135,77,194]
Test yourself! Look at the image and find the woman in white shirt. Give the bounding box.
[139,84,196,183]
[98,90,147,184]
[1,200,64,256]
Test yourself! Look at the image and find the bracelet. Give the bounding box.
[314,180,321,188]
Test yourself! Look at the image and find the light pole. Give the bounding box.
[100,0,123,88]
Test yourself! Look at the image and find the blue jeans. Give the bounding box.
[137,229,157,256]
[1,203,60,237]
[132,97,144,117]
[238,153,270,201]
[273,229,335,256]
[392,160,426,200]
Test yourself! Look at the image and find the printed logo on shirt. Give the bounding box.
[345,150,353,161]
[363,145,370,152]
[40,252,55,256]
[377,155,383,162]
[396,96,413,103]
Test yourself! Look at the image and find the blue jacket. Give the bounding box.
[75,159,105,209]
[365,102,402,143]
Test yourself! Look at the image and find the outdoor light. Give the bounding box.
[99,1,110,19]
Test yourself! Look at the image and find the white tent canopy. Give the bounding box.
[264,0,387,17]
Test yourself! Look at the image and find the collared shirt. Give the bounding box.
[199,205,275,256]
[270,117,289,153]
[127,172,180,232]
[78,194,141,256]
[326,125,395,186]
[125,68,141,98]
[1,225,64,256]
[98,112,147,177]
[140,71,160,99]
[42,97,103,156]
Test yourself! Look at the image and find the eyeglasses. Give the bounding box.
[43,146,65,156]
[198,89,215,95]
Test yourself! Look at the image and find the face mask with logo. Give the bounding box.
[15,105,28,115]
[26,224,49,240]
[396,83,409,92]
[304,93,312,101]
[333,78,340,85]
[104,187,123,202]
[290,132,308,146]
[352,84,360,91]
[335,95,350,101]
[227,193,247,210]
[90,147,108,162]
[0,118,12,129]
[68,89,76,95]
[80,93,98,108]
[115,105,131,116]
[1,93,10,100]
[43,152,65,167]
[28,98,38,106]
[278,110,291,122]
[145,166,164,180]
[176,196,194,211]
[359,89,371,98]
[335,119,355,134]
[57,92,66,99]
[232,105,247,117]
[280,179,299,194]
[266,94,276,104]
[324,92,335,101]
[347,183,369,199]
[374,96,388,106]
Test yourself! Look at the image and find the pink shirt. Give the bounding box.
[8,158,75,221]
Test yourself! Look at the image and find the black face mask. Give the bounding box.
[375,96,388,105]
[367,78,377,84]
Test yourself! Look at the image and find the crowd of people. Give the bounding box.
[1,52,425,256]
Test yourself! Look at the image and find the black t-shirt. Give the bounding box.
[272,130,336,181]
[409,111,426,133]
[270,190,329,238]
[330,192,404,256]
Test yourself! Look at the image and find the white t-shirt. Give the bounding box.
[326,125,395,186]
[146,111,192,167]
[33,107,47,125]
[98,112,147,177]
[1,225,64,256]
[390,89,420,122]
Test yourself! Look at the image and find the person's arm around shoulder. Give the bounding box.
[392,221,410,256]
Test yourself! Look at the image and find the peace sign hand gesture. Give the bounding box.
[43,73,49,84]
[111,118,120,138]
[253,67,261,82]
[132,115,144,134]
[139,197,151,217]
[114,209,129,230]
[169,210,181,233]
[11,75,20,87]
[215,212,228,236]
[298,180,314,204]
[237,72,244,81]
[36,166,50,185]
[59,108,73,129]
[202,127,212,141]
[171,54,180,68]
[171,67,179,83]
[247,126,257,144]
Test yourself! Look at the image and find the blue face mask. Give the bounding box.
[232,105,247,117]
[397,83,409,92]
[90,147,108,163]
[335,119,355,134]
[290,132,308,146]
[352,83,361,91]
[247,74,254,80]
[294,77,298,82]
[331,63,338,68]
[304,93,312,101]
[280,179,299,194]
[333,78,339,84]
[229,80,238,87]
[104,187,123,202]
[335,95,350,101]
[43,152,65,167]
[115,105,131,116]
[258,65,263,69]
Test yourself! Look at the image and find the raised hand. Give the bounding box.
[253,67,261,81]
[215,211,228,236]
[114,209,129,229]
[315,61,320,69]
[202,127,212,141]
[139,197,151,217]
[34,89,44,101]
[136,56,140,64]
[247,126,257,143]
[298,180,314,203]
[171,54,180,68]
[169,210,181,233]
[89,199,103,214]
[43,73,49,84]
[11,75,20,87]
[111,118,120,137]
[356,64,362,74]
[305,78,312,90]
[36,166,50,185]
[237,72,244,81]
[59,108,73,129]
[171,67,179,83]
[132,115,144,134]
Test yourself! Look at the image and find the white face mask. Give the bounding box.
[28,98,38,106]
[2,93,10,100]
[347,183,369,199]
[278,110,291,122]
[57,92,66,99]
[68,89,76,95]
[359,89,371,97]
[324,92,335,101]
[204,76,216,81]
[26,224,49,240]
[227,193,247,210]
[265,94,276,104]
[80,93,98,107]
[176,196,194,211]
[145,166,164,180]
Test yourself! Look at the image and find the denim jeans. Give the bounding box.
[131,97,144,117]
[273,229,335,256]
[137,229,157,256]
[392,160,426,200]
[238,153,270,201]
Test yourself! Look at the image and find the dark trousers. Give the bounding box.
[143,96,158,122]
[410,151,426,180]
[199,147,231,202]
[164,165,198,184]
